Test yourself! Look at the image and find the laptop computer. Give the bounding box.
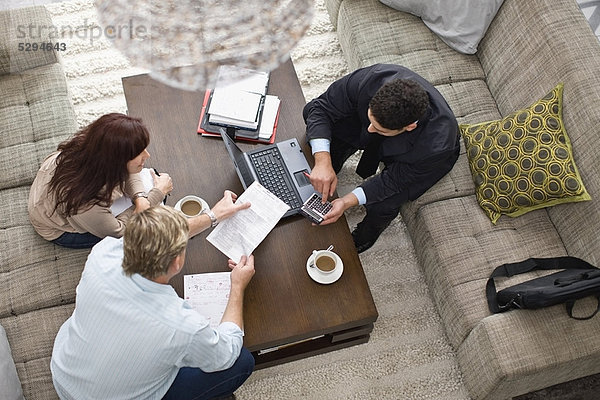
[220,129,315,217]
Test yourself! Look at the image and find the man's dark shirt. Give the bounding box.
[303,63,460,205]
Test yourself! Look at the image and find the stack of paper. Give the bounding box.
[199,65,281,143]
[208,66,270,131]
[258,96,281,140]
[208,89,264,130]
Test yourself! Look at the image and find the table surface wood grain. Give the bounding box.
[122,59,378,356]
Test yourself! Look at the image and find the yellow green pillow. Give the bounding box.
[461,83,590,224]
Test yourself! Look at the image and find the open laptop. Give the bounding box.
[220,129,315,217]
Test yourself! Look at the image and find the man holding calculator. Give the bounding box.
[303,64,460,253]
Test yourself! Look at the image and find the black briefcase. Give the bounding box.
[486,257,600,320]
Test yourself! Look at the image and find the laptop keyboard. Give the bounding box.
[250,147,302,209]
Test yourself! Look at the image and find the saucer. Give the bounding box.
[174,196,209,217]
[306,252,343,284]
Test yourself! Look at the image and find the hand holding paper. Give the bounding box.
[206,182,290,262]
[211,190,251,221]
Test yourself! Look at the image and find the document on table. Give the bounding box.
[206,181,290,262]
[184,272,230,329]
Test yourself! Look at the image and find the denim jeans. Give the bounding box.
[162,347,255,400]
[52,232,102,249]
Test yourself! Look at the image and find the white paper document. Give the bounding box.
[184,272,231,329]
[208,65,270,129]
[206,181,290,262]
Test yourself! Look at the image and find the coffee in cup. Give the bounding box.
[176,195,206,218]
[181,199,203,217]
[315,252,337,274]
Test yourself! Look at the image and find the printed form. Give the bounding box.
[184,272,231,329]
[207,181,290,262]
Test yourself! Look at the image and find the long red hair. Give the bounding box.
[49,113,150,217]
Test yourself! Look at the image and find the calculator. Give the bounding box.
[299,192,334,224]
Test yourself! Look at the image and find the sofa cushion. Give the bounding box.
[0,63,77,190]
[458,303,600,399]
[334,0,484,84]
[1,305,75,399]
[0,205,86,400]
[0,323,24,400]
[379,0,504,54]
[461,83,590,224]
[403,195,571,348]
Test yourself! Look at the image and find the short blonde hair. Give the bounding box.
[122,206,189,279]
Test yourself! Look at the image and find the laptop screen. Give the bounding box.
[220,130,256,187]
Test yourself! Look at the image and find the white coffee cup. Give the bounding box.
[175,195,206,218]
[312,250,339,274]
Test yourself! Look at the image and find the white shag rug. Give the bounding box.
[45,1,470,399]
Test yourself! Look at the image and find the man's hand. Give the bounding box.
[319,192,359,226]
[227,255,256,291]
[310,152,338,202]
[222,255,255,329]
[187,190,250,237]
[211,190,251,222]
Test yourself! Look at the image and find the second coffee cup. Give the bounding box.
[314,250,338,274]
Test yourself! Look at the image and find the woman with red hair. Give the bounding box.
[28,113,173,248]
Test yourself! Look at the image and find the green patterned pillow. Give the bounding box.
[461,83,590,224]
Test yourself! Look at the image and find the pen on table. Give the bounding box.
[153,168,169,204]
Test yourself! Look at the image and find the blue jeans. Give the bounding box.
[163,347,255,400]
[52,232,102,249]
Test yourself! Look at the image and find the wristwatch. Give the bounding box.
[202,208,218,227]
[132,192,147,201]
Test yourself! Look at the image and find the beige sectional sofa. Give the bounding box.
[324,0,600,398]
[0,6,85,400]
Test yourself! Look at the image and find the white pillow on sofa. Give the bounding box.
[379,0,505,54]
[0,324,24,400]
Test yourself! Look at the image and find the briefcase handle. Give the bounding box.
[566,297,600,320]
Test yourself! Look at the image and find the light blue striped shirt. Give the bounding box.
[51,237,243,400]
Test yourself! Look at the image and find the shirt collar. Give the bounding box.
[130,272,176,295]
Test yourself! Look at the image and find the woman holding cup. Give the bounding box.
[28,113,173,248]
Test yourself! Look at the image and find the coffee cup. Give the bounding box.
[312,250,339,274]
[176,195,206,218]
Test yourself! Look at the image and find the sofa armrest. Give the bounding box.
[0,324,24,400]
[0,6,58,75]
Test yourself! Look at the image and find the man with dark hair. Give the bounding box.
[303,64,460,253]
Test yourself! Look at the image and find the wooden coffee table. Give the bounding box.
[122,60,378,368]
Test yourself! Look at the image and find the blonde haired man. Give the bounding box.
[51,192,255,400]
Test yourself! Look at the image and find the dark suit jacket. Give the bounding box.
[303,64,460,205]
